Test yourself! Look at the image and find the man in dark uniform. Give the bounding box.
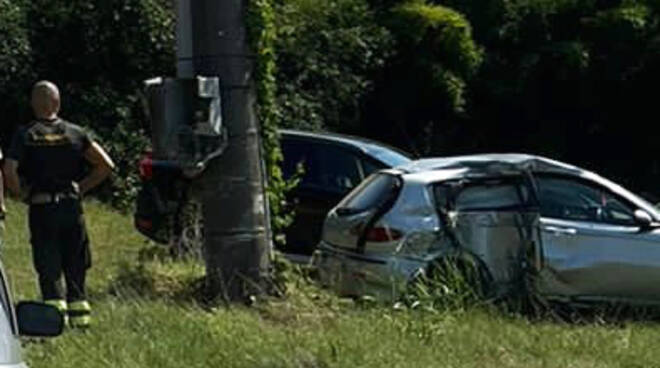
[3,81,114,328]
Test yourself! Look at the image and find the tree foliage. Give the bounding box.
[270,0,660,197]
[433,0,660,195]
[0,0,33,137]
[5,0,660,212]
[363,0,483,154]
[273,0,394,132]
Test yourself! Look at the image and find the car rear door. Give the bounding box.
[439,177,541,285]
[537,175,660,301]
[281,138,364,255]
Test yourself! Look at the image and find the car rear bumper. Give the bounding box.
[314,241,428,301]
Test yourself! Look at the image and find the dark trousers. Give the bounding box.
[29,199,91,302]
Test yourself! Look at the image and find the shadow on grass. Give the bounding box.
[99,245,317,310]
[523,300,660,326]
[97,245,208,306]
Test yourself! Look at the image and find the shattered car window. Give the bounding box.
[537,177,636,225]
[455,183,525,211]
[433,177,533,212]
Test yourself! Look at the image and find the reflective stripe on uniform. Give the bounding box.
[44,299,67,312]
[68,300,91,313]
[67,300,91,328]
[69,315,91,328]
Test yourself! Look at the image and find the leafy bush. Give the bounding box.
[389,1,483,113]
[25,0,175,94]
[273,0,394,132]
[0,0,33,138]
[6,0,660,217]
[359,0,483,155]
[59,86,151,210]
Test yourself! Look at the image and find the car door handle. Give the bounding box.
[543,226,577,235]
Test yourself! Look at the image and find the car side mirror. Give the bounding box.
[634,210,653,228]
[16,301,64,337]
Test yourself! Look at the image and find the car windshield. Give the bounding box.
[365,146,411,167]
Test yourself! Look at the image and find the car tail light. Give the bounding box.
[138,152,153,180]
[136,218,153,230]
[352,225,402,242]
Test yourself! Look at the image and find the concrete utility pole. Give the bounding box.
[176,0,270,300]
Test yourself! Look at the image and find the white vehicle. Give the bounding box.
[0,262,63,368]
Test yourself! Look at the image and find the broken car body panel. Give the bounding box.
[316,154,660,304]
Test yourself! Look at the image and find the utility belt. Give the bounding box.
[26,182,81,205]
[29,191,80,205]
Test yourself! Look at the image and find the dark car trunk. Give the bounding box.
[134,160,189,244]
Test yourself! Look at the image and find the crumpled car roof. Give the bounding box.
[397,154,583,176]
[393,153,660,221]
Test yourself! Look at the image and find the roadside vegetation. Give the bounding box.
[4,0,660,209]
[2,200,660,367]
[4,0,660,365]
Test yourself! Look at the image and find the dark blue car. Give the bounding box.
[134,129,412,256]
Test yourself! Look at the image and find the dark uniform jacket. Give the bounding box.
[7,118,91,194]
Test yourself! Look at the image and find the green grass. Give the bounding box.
[3,199,660,367]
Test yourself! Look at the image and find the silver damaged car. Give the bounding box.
[314,154,660,304]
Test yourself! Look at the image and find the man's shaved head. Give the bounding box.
[31,80,60,119]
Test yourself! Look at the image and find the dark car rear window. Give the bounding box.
[281,140,362,193]
[336,173,401,215]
